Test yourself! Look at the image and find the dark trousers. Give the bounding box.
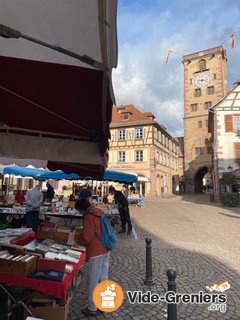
[119,207,132,231]
[26,211,39,233]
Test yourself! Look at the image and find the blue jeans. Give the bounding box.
[87,251,110,311]
[26,211,39,232]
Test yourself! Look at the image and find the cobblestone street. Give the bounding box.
[68,194,240,320]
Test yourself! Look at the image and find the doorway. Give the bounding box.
[194,167,208,193]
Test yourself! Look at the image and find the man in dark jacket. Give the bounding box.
[109,186,132,235]
[46,181,55,202]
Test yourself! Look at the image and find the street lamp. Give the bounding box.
[227,165,233,172]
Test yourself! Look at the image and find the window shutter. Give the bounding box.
[143,150,147,162]
[131,150,135,161]
[143,128,146,139]
[126,129,129,140]
[225,115,233,132]
[234,142,240,162]
[113,151,118,163]
[114,130,118,141]
[125,151,129,162]
[132,129,135,140]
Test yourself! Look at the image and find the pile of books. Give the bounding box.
[0,250,35,262]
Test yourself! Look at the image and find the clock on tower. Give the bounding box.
[194,71,211,89]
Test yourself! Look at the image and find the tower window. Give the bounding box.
[198,121,202,128]
[194,88,201,97]
[191,104,198,112]
[204,101,212,109]
[195,147,202,155]
[199,59,206,71]
[207,86,214,95]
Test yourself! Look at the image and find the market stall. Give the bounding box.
[0,227,86,319]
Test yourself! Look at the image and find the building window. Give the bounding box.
[213,74,217,80]
[198,121,202,128]
[204,101,211,109]
[158,131,161,142]
[135,150,143,162]
[199,59,206,71]
[123,113,129,120]
[189,79,192,85]
[233,115,240,132]
[207,86,214,95]
[194,88,201,97]
[191,104,198,112]
[206,120,208,128]
[135,128,143,139]
[162,135,165,145]
[195,147,202,155]
[224,114,240,133]
[118,130,126,141]
[118,152,126,162]
[166,138,169,148]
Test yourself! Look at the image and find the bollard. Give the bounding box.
[144,237,155,285]
[167,267,177,320]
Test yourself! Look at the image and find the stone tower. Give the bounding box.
[182,46,228,193]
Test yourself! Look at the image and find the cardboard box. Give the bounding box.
[39,222,56,231]
[0,251,37,277]
[36,230,69,242]
[37,258,66,273]
[24,292,69,320]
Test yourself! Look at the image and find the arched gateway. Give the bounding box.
[194,166,208,193]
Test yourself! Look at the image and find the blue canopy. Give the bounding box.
[0,165,80,181]
[103,170,138,183]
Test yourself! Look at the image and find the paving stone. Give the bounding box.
[67,194,240,320]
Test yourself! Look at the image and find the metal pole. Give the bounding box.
[167,267,177,320]
[144,237,155,285]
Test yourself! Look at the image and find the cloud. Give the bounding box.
[112,1,240,137]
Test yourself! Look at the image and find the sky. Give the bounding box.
[112,0,240,137]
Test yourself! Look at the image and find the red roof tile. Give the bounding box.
[111,104,155,124]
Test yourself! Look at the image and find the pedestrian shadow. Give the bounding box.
[219,212,240,219]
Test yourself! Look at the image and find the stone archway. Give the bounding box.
[194,166,208,193]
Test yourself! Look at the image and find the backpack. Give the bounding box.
[95,215,117,250]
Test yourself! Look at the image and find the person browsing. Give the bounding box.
[25,184,43,233]
[46,181,55,202]
[75,198,110,316]
[109,186,132,235]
